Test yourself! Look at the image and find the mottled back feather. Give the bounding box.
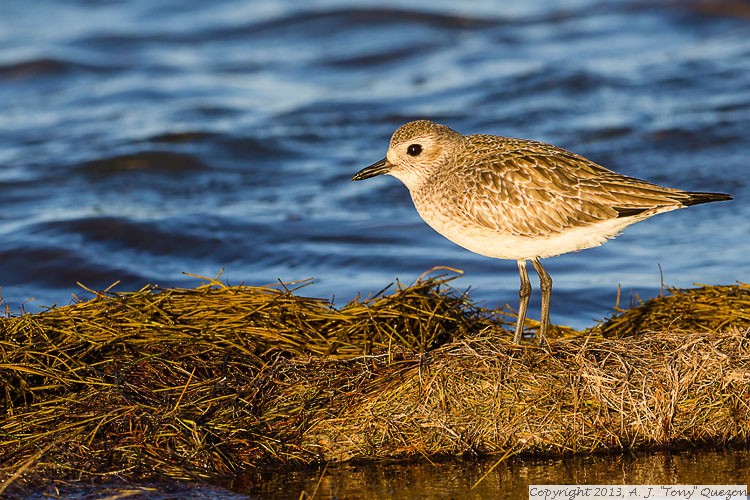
[429,134,701,237]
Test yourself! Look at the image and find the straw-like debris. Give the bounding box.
[0,273,748,494]
[598,282,750,336]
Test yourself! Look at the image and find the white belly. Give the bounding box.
[414,203,677,261]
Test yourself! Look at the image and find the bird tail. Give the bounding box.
[682,191,733,207]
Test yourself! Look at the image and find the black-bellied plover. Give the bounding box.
[352,120,732,345]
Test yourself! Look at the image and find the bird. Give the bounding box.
[351,120,732,345]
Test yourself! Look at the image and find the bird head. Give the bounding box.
[352,120,463,190]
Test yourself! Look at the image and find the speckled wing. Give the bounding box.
[451,136,687,237]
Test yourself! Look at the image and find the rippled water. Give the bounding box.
[1,0,748,329]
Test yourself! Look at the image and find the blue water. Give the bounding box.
[1,0,748,329]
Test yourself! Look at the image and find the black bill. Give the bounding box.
[351,158,392,181]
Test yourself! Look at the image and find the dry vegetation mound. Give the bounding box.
[1,273,748,493]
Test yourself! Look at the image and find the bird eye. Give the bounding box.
[407,144,422,156]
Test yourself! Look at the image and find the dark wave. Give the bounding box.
[322,43,441,68]
[0,243,146,291]
[0,57,121,81]
[245,7,502,35]
[73,151,207,176]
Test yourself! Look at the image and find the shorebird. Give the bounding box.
[352,120,732,344]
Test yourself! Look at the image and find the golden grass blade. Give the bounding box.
[0,441,55,496]
[470,445,519,490]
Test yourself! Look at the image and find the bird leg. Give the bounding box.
[514,260,531,343]
[531,257,552,346]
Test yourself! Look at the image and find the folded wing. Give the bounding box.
[454,137,692,237]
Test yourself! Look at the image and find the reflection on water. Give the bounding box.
[239,448,750,499]
[12,449,749,498]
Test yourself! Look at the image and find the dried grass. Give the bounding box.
[599,282,750,337]
[0,273,748,494]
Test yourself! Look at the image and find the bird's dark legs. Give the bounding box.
[514,260,531,343]
[531,257,552,346]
